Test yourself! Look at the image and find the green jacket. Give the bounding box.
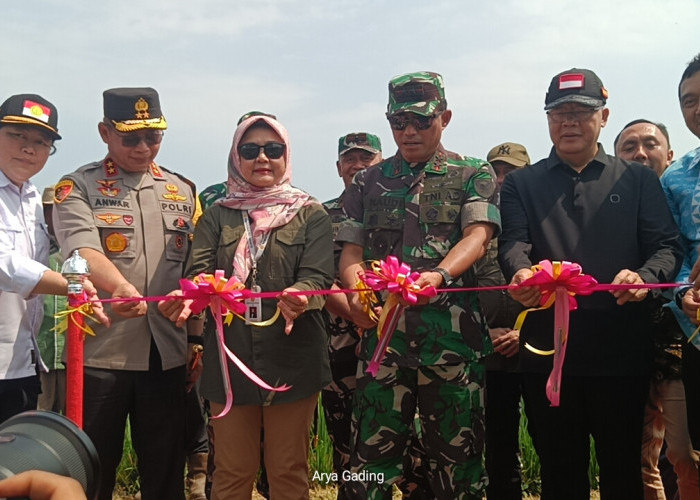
[186,202,334,406]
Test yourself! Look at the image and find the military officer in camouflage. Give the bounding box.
[322,132,383,498]
[337,72,500,499]
[52,88,196,500]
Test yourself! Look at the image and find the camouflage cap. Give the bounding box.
[337,132,381,157]
[487,142,531,168]
[387,71,446,117]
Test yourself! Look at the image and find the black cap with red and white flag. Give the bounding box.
[0,93,61,140]
[544,68,608,111]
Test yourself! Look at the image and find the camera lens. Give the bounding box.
[0,410,100,499]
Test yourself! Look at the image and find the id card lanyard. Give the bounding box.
[243,212,270,323]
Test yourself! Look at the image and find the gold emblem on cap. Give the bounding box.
[134,98,150,119]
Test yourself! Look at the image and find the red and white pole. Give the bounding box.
[62,250,89,428]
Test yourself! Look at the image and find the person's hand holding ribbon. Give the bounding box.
[277,288,309,335]
[508,267,540,307]
[609,269,647,305]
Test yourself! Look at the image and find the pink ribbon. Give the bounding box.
[360,257,437,376]
[179,271,290,418]
[518,260,598,406]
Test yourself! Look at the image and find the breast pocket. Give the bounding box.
[0,223,22,250]
[93,214,136,259]
[162,214,192,262]
[270,226,305,280]
[216,225,245,271]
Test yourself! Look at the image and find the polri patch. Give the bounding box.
[53,180,74,204]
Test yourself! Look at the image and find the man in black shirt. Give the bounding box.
[498,68,682,499]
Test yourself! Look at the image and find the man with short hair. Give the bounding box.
[499,69,682,498]
[614,119,674,177]
[477,141,529,500]
[53,87,197,500]
[0,94,107,423]
[337,71,500,498]
[322,131,382,499]
[616,119,699,499]
[661,53,700,488]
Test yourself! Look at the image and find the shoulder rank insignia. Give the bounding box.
[103,158,119,177]
[150,163,163,178]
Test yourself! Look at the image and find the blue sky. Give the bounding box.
[4,0,699,201]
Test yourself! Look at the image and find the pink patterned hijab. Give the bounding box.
[218,115,317,283]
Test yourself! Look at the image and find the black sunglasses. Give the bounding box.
[387,112,442,131]
[112,129,164,147]
[238,142,286,160]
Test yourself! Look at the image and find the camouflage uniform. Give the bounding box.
[337,107,500,499]
[198,181,226,211]
[322,192,362,484]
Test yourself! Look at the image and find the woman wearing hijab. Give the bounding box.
[185,114,334,500]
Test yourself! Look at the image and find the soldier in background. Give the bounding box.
[476,142,529,500]
[322,132,384,498]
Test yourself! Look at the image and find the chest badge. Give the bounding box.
[96,179,121,197]
[97,213,121,224]
[162,183,187,202]
[105,232,128,253]
[122,215,134,225]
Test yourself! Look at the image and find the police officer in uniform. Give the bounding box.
[337,72,500,499]
[53,87,196,500]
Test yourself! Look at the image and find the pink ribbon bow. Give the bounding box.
[360,256,437,376]
[179,271,290,418]
[518,260,598,406]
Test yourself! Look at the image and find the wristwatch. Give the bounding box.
[676,286,692,309]
[431,267,454,287]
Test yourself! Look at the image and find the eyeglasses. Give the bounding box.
[111,129,164,147]
[387,112,442,131]
[238,142,286,160]
[3,130,56,155]
[546,107,602,124]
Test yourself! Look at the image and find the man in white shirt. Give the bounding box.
[0,93,107,423]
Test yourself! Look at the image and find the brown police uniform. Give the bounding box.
[51,87,194,500]
[53,159,194,369]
